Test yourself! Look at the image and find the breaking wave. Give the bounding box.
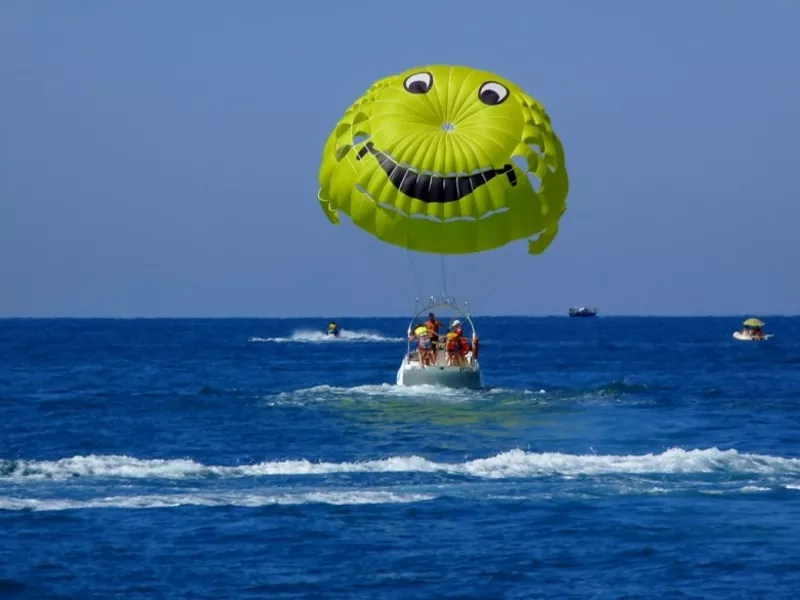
[4,447,800,481]
[0,490,435,512]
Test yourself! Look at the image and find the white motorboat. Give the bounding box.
[568,306,597,317]
[733,317,772,341]
[396,295,484,389]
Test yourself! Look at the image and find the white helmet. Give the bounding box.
[451,319,461,327]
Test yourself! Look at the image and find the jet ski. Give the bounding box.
[327,321,340,337]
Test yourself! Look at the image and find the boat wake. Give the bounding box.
[262,383,547,405]
[259,380,670,407]
[248,329,403,343]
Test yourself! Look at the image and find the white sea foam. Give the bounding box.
[0,490,435,512]
[265,383,547,405]
[738,486,771,493]
[3,448,799,482]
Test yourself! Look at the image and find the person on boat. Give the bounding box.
[424,313,445,360]
[410,323,435,366]
[327,321,339,337]
[445,331,466,366]
[751,325,764,339]
[443,320,468,366]
[447,319,471,365]
[425,313,444,343]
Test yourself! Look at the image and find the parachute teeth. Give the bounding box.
[355,145,370,161]
[505,165,518,187]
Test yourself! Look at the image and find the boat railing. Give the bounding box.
[406,343,477,368]
[405,331,479,368]
[402,294,481,368]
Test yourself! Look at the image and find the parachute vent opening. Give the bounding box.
[528,143,544,158]
[511,155,528,172]
[353,133,371,145]
[335,146,350,161]
[511,155,541,193]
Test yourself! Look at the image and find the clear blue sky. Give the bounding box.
[2,0,798,317]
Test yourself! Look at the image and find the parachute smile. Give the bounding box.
[356,142,517,204]
[353,184,509,223]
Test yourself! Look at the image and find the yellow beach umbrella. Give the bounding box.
[743,318,764,327]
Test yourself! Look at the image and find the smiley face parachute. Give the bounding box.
[317,65,569,256]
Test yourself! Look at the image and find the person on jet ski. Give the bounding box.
[327,321,340,337]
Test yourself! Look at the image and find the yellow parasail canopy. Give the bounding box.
[743,318,764,327]
[317,64,569,256]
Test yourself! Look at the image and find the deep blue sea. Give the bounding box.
[2,316,800,599]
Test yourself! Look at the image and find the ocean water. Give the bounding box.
[2,316,800,599]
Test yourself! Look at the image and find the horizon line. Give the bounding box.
[0,313,796,320]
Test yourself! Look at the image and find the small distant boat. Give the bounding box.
[569,307,597,318]
[733,317,772,341]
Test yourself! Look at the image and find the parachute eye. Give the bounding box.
[478,81,509,106]
[403,72,433,94]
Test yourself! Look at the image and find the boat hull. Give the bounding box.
[396,356,483,389]
[569,310,597,317]
[733,332,772,341]
[397,365,483,389]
